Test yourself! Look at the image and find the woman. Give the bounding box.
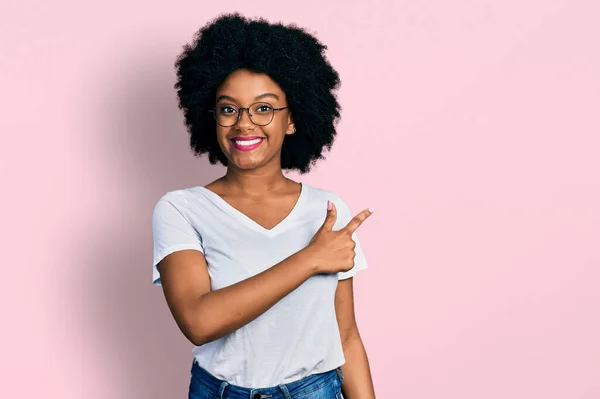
[152,13,376,399]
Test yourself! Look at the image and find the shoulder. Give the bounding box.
[301,182,351,213]
[152,186,203,214]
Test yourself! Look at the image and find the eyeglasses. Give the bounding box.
[209,102,289,127]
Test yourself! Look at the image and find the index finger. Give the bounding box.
[343,208,374,234]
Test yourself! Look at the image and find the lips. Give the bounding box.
[230,136,265,152]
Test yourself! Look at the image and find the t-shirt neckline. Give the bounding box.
[197,182,307,236]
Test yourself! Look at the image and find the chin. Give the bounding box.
[230,157,264,170]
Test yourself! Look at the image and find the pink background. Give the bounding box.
[2,1,599,397]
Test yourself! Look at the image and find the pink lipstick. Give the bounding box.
[230,136,265,152]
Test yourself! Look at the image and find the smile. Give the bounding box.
[230,136,265,151]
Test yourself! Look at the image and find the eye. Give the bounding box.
[255,104,272,113]
[218,105,237,115]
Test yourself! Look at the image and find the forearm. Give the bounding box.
[193,248,318,345]
[341,336,376,398]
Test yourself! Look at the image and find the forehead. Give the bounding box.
[216,69,285,102]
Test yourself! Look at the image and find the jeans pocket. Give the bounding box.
[188,377,217,399]
[188,387,217,399]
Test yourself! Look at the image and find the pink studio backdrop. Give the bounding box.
[1,1,599,398]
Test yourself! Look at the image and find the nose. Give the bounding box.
[236,107,254,129]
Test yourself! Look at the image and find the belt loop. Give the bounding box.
[336,367,345,384]
[278,384,292,399]
[218,381,229,398]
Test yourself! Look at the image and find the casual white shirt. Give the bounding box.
[151,182,368,388]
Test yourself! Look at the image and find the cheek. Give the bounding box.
[215,127,226,139]
[264,125,287,143]
[215,129,230,149]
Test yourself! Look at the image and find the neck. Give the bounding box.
[222,161,290,196]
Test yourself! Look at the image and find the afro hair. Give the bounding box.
[173,12,342,174]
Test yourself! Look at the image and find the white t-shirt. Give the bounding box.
[151,182,368,388]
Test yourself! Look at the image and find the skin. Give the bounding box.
[158,68,376,398]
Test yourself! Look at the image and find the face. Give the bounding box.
[214,69,295,171]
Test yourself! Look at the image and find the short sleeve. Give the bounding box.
[330,195,369,280]
[152,193,204,286]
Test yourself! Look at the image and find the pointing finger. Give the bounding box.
[343,207,374,234]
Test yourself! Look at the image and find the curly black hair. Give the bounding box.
[173,12,342,174]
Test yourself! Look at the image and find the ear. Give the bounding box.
[285,124,296,135]
[285,112,295,135]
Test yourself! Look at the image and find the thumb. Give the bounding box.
[321,200,337,231]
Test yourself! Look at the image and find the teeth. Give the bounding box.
[235,138,262,146]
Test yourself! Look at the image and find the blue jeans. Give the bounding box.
[188,359,345,399]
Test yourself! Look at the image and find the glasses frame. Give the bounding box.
[208,101,289,127]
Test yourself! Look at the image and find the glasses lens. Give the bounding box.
[249,102,274,126]
[215,104,238,127]
[213,102,274,126]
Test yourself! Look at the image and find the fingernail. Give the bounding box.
[327,200,332,211]
[368,207,374,213]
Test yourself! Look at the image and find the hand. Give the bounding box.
[305,200,373,275]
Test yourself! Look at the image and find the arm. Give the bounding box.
[335,277,376,398]
[159,248,318,346]
[154,195,372,348]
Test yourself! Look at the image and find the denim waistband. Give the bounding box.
[190,359,344,399]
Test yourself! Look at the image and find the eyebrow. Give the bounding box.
[216,93,280,103]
